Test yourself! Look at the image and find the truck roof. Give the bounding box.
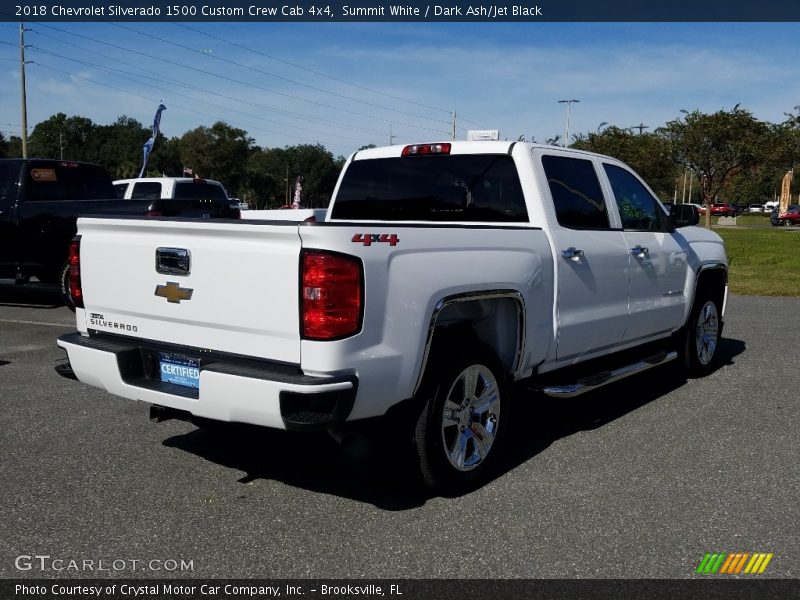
[350,141,619,162]
[113,176,224,186]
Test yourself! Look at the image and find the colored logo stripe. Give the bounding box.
[696,552,773,574]
[744,553,774,574]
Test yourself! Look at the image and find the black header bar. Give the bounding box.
[4,0,800,22]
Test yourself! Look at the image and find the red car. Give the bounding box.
[710,203,735,216]
[775,205,800,227]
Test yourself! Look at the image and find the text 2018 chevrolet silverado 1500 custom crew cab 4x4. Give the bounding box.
[57,142,727,491]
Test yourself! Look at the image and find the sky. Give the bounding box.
[1,21,799,157]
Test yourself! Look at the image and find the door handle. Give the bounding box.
[561,247,584,260]
[631,246,649,257]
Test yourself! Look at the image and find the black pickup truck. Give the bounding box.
[0,159,239,306]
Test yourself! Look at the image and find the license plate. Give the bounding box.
[159,353,200,389]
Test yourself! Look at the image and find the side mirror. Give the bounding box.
[671,203,700,228]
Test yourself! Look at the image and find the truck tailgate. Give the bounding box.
[76,217,302,363]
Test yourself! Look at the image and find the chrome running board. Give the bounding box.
[536,351,678,399]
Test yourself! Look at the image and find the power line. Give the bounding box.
[173,23,483,133]
[31,22,451,136]
[30,62,358,152]
[109,22,453,126]
[175,22,454,116]
[30,49,358,143]
[29,30,391,139]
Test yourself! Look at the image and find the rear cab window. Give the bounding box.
[24,162,115,201]
[331,153,528,222]
[541,155,610,229]
[174,182,227,200]
[131,182,162,200]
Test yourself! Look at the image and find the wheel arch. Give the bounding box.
[412,289,526,397]
[685,263,727,328]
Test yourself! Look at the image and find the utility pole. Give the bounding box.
[681,169,688,203]
[451,111,456,141]
[558,99,580,148]
[19,23,29,159]
[631,123,649,135]
[389,124,396,146]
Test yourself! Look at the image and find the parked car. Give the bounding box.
[764,201,780,213]
[770,207,780,226]
[113,177,240,219]
[773,205,800,227]
[1,159,159,306]
[748,203,765,213]
[710,203,735,216]
[732,204,749,216]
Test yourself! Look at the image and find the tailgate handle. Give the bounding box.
[156,247,191,276]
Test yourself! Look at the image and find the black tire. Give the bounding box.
[57,259,76,312]
[681,288,722,377]
[413,344,509,493]
[784,219,793,228]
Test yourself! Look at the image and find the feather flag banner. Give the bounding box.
[138,103,167,178]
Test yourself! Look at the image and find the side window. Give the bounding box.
[541,155,609,229]
[131,182,162,200]
[603,163,664,232]
[113,183,128,199]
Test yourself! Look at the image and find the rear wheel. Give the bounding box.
[682,289,721,376]
[784,219,794,228]
[414,344,508,493]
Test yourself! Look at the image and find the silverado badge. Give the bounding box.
[155,282,194,303]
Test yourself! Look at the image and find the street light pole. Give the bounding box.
[19,22,29,159]
[558,99,580,147]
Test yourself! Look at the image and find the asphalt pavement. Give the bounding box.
[0,284,797,579]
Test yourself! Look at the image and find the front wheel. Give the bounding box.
[681,290,721,376]
[784,219,794,228]
[414,345,508,493]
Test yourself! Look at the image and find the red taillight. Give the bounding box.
[144,209,162,217]
[402,143,451,156]
[68,237,83,309]
[301,251,362,340]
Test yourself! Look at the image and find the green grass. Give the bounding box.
[714,228,800,296]
[710,213,772,227]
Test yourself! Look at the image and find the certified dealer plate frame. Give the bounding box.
[159,353,200,389]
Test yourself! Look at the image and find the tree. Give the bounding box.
[661,107,770,227]
[178,122,255,195]
[86,116,151,179]
[6,135,22,158]
[28,113,95,160]
[0,132,7,158]
[572,126,677,198]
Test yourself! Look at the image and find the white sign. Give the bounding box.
[467,129,500,141]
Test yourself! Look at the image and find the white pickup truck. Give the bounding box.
[57,142,727,491]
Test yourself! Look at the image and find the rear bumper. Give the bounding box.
[57,332,357,431]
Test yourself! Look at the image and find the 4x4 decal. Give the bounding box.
[351,233,400,247]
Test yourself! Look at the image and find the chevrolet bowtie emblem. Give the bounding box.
[155,281,194,303]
